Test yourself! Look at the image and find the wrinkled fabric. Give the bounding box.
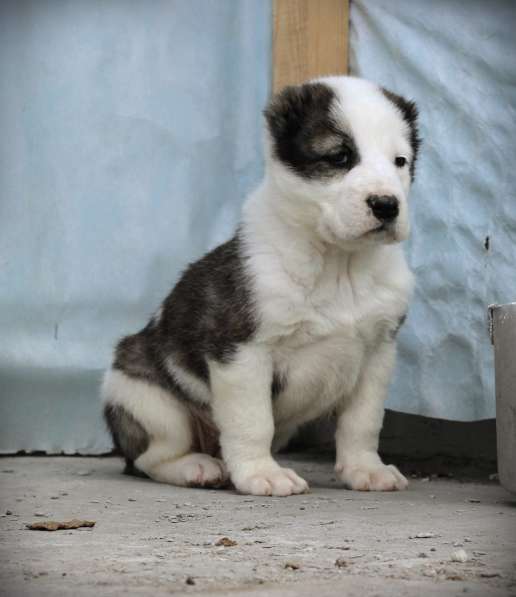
[350,0,516,420]
[0,0,271,453]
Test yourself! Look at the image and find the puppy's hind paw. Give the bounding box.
[180,454,229,488]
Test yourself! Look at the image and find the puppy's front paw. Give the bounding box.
[233,462,309,497]
[336,462,408,491]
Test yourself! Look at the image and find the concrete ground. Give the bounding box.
[0,455,515,597]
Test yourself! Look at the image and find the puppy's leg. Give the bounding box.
[272,423,299,453]
[210,345,308,497]
[335,342,408,491]
[102,369,227,487]
[136,444,228,488]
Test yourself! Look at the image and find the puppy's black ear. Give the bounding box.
[263,82,338,179]
[382,88,418,127]
[382,88,421,179]
[264,82,335,144]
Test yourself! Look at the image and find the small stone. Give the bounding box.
[445,571,465,581]
[128,498,136,502]
[467,498,480,503]
[488,473,499,481]
[50,496,59,500]
[335,558,348,568]
[479,572,501,578]
[215,537,237,547]
[2,469,15,473]
[451,549,468,563]
[284,561,300,570]
[185,576,196,585]
[5,510,12,515]
[423,568,437,577]
[27,519,95,531]
[77,470,91,476]
[430,548,436,552]
[409,532,437,539]
[60,492,68,496]
[421,477,430,482]
[418,552,428,558]
[34,512,47,517]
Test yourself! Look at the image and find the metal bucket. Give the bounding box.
[489,303,516,494]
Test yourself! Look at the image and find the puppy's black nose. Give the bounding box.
[366,195,399,222]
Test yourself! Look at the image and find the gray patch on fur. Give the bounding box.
[271,370,287,399]
[390,313,407,340]
[104,403,150,466]
[381,88,421,180]
[112,232,256,396]
[264,82,360,180]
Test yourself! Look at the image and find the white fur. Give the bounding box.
[165,354,212,404]
[264,77,412,251]
[209,345,309,496]
[101,369,228,487]
[102,369,193,447]
[218,77,414,494]
[103,76,415,495]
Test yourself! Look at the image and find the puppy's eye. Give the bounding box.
[327,149,351,167]
[395,156,408,168]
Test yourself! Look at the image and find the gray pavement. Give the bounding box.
[1,455,515,597]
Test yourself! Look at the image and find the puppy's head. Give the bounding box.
[264,76,420,250]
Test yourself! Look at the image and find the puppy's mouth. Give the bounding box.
[364,221,402,243]
[373,223,387,233]
[369,222,392,234]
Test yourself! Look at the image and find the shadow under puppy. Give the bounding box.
[102,76,420,496]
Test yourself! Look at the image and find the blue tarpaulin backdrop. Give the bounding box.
[1,0,515,453]
[350,0,516,421]
[0,0,272,453]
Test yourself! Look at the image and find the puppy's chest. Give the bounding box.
[266,264,402,409]
[271,287,371,384]
[272,267,395,349]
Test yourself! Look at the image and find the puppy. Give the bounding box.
[102,76,420,496]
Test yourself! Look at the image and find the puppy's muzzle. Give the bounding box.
[366,195,399,223]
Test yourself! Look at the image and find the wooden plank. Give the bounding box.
[273,0,349,92]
